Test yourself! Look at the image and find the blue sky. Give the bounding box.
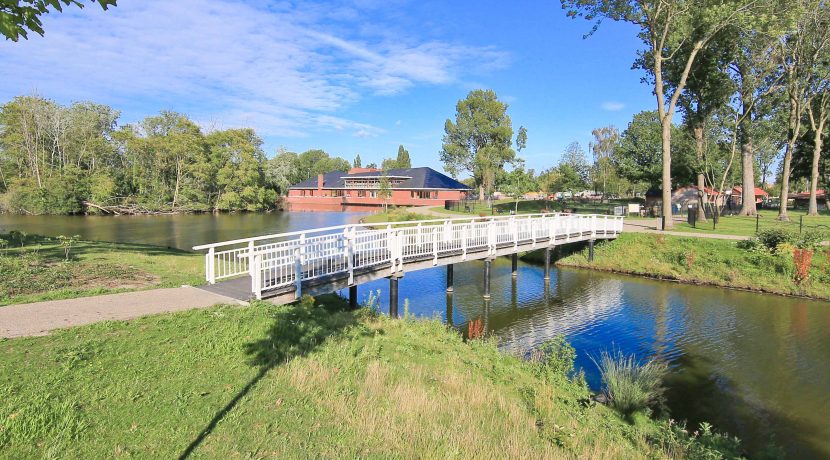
[0,0,655,175]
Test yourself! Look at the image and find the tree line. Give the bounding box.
[0,95,357,215]
[561,0,830,226]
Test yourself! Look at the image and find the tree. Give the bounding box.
[208,129,275,211]
[562,0,775,228]
[559,142,590,193]
[806,90,830,214]
[441,89,516,205]
[265,149,298,195]
[1,0,116,41]
[378,170,392,213]
[353,154,362,168]
[366,162,378,169]
[395,145,411,168]
[777,0,830,220]
[589,126,619,200]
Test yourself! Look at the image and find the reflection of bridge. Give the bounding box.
[193,213,624,314]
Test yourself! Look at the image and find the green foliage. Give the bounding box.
[0,97,279,213]
[0,0,116,42]
[531,335,576,379]
[441,89,517,198]
[648,419,745,459]
[593,349,669,417]
[56,234,80,260]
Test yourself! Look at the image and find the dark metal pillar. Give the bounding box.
[446,264,454,292]
[511,253,518,277]
[445,292,454,328]
[544,247,551,280]
[349,285,357,309]
[483,259,492,299]
[389,277,399,318]
[588,239,595,262]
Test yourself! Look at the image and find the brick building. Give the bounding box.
[284,167,471,212]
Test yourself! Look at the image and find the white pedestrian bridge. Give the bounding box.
[193,212,624,310]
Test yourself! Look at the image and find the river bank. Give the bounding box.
[0,296,743,458]
[550,233,830,300]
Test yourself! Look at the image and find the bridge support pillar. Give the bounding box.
[544,247,551,280]
[483,259,492,299]
[389,277,399,318]
[511,253,518,277]
[589,239,595,262]
[349,285,357,309]
[446,264,454,292]
[446,292,453,327]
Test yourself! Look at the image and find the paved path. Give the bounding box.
[622,218,750,240]
[0,287,245,339]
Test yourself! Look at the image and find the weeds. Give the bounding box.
[592,349,668,418]
[467,317,484,340]
[56,234,80,261]
[684,250,696,270]
[529,335,576,378]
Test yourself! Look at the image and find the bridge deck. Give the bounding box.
[197,228,617,304]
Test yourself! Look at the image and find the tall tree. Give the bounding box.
[589,126,620,200]
[440,89,516,205]
[1,0,116,41]
[395,145,411,168]
[353,154,362,168]
[562,0,774,228]
[777,0,830,220]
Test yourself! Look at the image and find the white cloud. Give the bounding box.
[0,0,508,138]
[601,101,625,111]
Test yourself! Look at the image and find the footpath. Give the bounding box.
[0,287,244,339]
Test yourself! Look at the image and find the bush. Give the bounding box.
[530,335,576,378]
[756,228,795,251]
[593,349,668,417]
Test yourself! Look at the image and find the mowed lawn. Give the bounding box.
[0,296,739,459]
[673,209,830,237]
[0,233,203,306]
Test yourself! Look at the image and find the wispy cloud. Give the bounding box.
[601,101,625,112]
[0,0,508,138]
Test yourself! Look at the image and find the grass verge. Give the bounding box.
[673,209,830,237]
[556,232,830,300]
[0,295,741,458]
[0,233,203,306]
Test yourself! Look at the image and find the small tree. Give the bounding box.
[378,172,392,213]
[353,154,362,168]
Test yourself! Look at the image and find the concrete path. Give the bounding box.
[0,286,246,339]
[622,219,750,240]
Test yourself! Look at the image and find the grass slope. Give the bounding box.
[0,233,202,306]
[0,296,737,459]
[557,233,830,299]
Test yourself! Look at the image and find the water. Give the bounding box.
[0,212,367,250]
[2,212,829,457]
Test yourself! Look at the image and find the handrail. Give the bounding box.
[191,212,578,250]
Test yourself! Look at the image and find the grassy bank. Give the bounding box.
[557,233,830,300]
[0,232,202,306]
[0,296,741,458]
[360,208,436,225]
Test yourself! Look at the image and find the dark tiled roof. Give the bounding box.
[289,167,471,190]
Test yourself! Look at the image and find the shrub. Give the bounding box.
[467,318,484,340]
[796,229,826,250]
[592,349,668,417]
[756,228,795,251]
[529,335,576,378]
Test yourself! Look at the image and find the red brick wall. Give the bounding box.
[284,189,468,211]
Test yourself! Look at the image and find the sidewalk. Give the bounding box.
[623,218,750,241]
[0,286,245,339]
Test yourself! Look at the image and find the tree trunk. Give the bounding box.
[739,138,757,216]
[693,124,707,222]
[778,98,801,221]
[807,115,826,216]
[660,120,673,229]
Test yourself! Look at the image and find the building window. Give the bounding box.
[412,190,436,199]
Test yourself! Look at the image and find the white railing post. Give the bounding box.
[592,215,597,238]
[462,223,468,260]
[432,226,439,265]
[487,218,495,255]
[206,247,216,284]
[530,217,536,248]
[344,226,354,285]
[294,233,305,299]
[386,224,396,273]
[252,253,263,299]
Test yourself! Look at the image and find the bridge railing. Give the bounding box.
[193,213,624,299]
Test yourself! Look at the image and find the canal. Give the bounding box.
[2,212,828,458]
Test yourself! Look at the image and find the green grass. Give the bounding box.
[593,350,669,418]
[0,295,742,459]
[557,233,830,299]
[673,209,830,237]
[360,207,437,225]
[0,233,203,306]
